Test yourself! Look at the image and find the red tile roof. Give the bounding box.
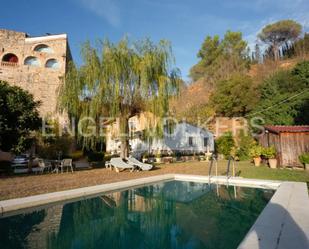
[265,125,309,134]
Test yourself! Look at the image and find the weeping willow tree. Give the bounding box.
[59,38,180,157]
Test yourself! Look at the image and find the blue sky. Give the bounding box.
[1,0,308,81]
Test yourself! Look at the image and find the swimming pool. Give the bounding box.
[0,180,274,249]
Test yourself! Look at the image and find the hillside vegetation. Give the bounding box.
[171,19,309,127]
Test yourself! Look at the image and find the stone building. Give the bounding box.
[0,29,72,117]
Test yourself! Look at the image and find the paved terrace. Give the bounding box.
[0,161,232,200]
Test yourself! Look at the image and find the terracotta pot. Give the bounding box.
[268,158,277,169]
[253,157,261,167]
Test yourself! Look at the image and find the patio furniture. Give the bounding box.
[127,157,153,171]
[110,158,135,173]
[50,160,61,173]
[33,159,52,174]
[59,159,74,173]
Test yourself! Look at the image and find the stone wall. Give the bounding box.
[0,29,71,117]
[208,117,248,137]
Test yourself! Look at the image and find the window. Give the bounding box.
[34,44,54,53]
[164,119,176,135]
[2,53,18,63]
[204,137,209,147]
[24,56,40,67]
[45,59,60,69]
[188,137,193,146]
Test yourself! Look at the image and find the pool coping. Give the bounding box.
[0,174,308,249]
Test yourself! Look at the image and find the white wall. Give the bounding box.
[106,122,214,155]
[130,123,214,154]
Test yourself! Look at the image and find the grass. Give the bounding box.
[235,161,309,183]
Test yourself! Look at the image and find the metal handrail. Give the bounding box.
[226,156,235,186]
[208,154,218,185]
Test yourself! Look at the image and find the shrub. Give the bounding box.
[175,151,182,159]
[249,145,263,158]
[87,151,104,162]
[104,154,118,161]
[262,146,276,159]
[35,120,73,160]
[0,161,12,174]
[235,132,256,161]
[69,150,84,161]
[36,134,73,160]
[215,132,235,159]
[299,153,309,164]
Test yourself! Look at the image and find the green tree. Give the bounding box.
[235,131,256,161]
[59,38,180,158]
[292,60,309,85]
[251,61,309,125]
[190,35,222,81]
[190,31,249,82]
[294,33,309,57]
[210,74,258,117]
[35,120,73,160]
[215,132,235,159]
[0,81,41,153]
[258,20,302,61]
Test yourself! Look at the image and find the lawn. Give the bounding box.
[234,161,309,183]
[0,160,308,200]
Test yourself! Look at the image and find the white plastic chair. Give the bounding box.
[60,159,73,173]
[35,159,52,174]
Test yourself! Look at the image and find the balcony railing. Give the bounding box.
[1,61,19,67]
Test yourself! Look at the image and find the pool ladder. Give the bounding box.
[208,155,235,186]
[226,156,236,186]
[208,155,218,184]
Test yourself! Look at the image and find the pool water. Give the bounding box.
[0,181,274,249]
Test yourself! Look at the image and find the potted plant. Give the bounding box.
[205,151,212,162]
[299,153,309,170]
[199,152,206,162]
[263,146,277,169]
[171,152,176,163]
[249,145,263,166]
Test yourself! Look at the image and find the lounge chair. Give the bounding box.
[110,157,135,172]
[127,157,153,171]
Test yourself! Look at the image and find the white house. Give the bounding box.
[106,116,214,155]
[131,122,214,155]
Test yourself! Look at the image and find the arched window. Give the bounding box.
[24,56,40,67]
[45,59,60,69]
[34,44,54,53]
[2,53,18,63]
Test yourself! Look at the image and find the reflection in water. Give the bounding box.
[0,181,274,249]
